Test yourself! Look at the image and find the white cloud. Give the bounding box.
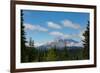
[24,23,35,30]
[47,21,62,29]
[49,31,63,37]
[62,20,81,29]
[49,31,70,39]
[24,23,48,32]
[49,31,83,40]
[36,25,48,32]
[68,28,86,41]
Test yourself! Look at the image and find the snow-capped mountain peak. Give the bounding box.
[36,38,83,49]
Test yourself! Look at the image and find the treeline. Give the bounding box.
[21,46,84,63]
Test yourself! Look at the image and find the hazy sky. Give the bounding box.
[22,10,89,46]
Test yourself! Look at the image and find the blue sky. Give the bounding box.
[22,10,89,46]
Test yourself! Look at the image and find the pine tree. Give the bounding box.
[32,40,34,47]
[29,37,32,47]
[82,21,90,59]
[29,37,34,47]
[21,10,27,62]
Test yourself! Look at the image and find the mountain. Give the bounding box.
[36,38,83,49]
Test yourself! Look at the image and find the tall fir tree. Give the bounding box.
[29,37,32,47]
[21,10,27,62]
[29,37,34,47]
[82,21,90,59]
[32,40,34,47]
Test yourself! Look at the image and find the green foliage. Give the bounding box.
[36,49,47,62]
[68,48,84,60]
[46,48,58,61]
[60,48,69,60]
[22,46,85,62]
[82,21,90,59]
